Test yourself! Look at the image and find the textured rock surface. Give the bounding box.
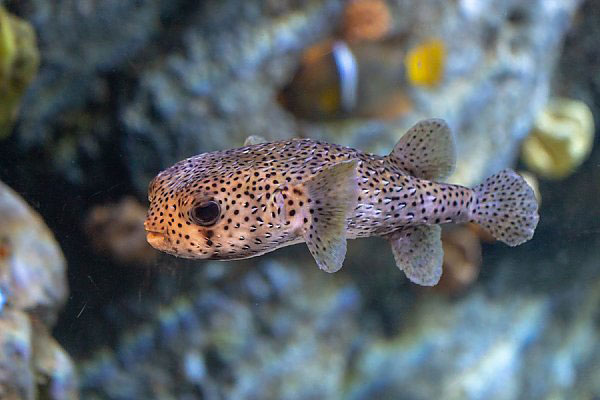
[0,181,78,399]
[0,180,67,322]
[0,309,34,400]
[32,319,79,400]
[347,237,600,399]
[121,0,344,192]
[79,260,362,399]
[0,310,78,400]
[12,0,187,146]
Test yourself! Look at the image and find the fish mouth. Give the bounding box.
[146,231,170,248]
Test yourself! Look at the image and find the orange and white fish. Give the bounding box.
[144,119,538,286]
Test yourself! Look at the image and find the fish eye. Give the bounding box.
[190,201,221,226]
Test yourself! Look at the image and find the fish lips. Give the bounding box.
[146,231,171,250]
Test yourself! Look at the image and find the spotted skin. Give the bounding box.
[145,119,539,284]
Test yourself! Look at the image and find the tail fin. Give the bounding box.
[470,169,539,246]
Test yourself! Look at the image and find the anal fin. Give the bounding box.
[388,225,443,286]
[304,160,359,273]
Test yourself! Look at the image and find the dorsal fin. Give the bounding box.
[303,160,359,273]
[243,135,268,146]
[390,118,456,180]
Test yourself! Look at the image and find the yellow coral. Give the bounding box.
[404,39,445,87]
[0,6,39,139]
[0,8,16,77]
[521,98,595,179]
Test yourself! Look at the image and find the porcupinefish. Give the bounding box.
[144,119,539,286]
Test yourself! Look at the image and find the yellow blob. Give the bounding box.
[0,6,39,139]
[521,98,595,179]
[318,86,342,114]
[0,7,16,76]
[405,39,446,87]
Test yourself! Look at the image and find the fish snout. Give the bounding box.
[144,219,171,249]
[146,231,170,250]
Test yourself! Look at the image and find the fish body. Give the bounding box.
[145,119,539,286]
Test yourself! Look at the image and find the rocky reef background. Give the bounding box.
[0,0,599,399]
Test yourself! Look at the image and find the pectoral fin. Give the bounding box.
[388,225,443,286]
[304,160,359,273]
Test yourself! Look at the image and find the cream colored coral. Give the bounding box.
[521,98,594,179]
[518,171,541,206]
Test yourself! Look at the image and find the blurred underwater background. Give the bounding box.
[1,0,600,399]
